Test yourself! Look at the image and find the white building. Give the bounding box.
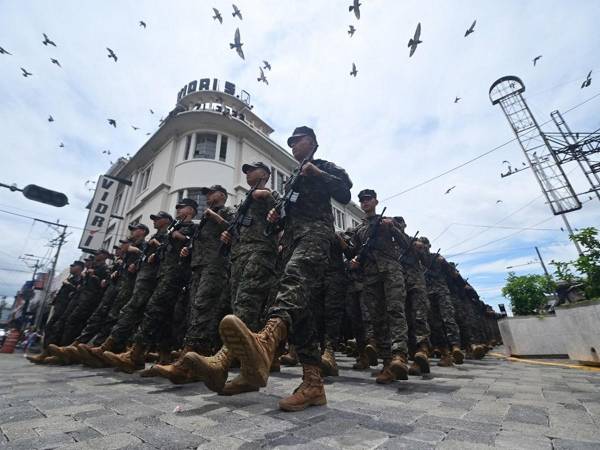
[91,78,363,250]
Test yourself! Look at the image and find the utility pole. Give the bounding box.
[535,246,551,278]
[19,256,42,329]
[560,215,584,256]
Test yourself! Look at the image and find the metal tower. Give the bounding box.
[489,76,582,215]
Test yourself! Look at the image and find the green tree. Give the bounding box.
[501,272,555,316]
[571,227,600,298]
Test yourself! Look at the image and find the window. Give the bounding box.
[351,219,361,229]
[136,165,152,195]
[183,135,191,160]
[276,171,286,194]
[333,207,346,230]
[131,215,142,225]
[177,190,184,202]
[103,237,112,251]
[187,189,208,220]
[193,133,217,159]
[112,192,123,215]
[219,135,228,162]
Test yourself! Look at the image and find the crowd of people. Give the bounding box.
[27,125,501,412]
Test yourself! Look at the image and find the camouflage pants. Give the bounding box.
[91,275,137,345]
[184,265,228,352]
[76,282,120,344]
[168,284,191,351]
[109,278,157,351]
[43,295,75,348]
[361,262,408,359]
[269,232,330,366]
[344,286,366,350]
[404,266,430,353]
[428,289,461,348]
[59,287,104,346]
[321,268,347,349]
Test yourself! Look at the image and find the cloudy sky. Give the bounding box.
[0,0,599,312]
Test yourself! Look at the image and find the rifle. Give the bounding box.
[398,230,420,262]
[264,146,318,236]
[425,247,441,273]
[219,180,261,257]
[152,219,184,263]
[353,206,387,267]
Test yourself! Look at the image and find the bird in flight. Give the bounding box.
[108,119,117,127]
[408,23,422,57]
[149,109,154,114]
[50,58,61,67]
[84,180,96,187]
[348,25,356,37]
[232,4,243,20]
[0,46,11,55]
[102,150,111,155]
[131,125,139,130]
[59,142,64,148]
[533,55,542,66]
[496,200,503,204]
[263,60,271,70]
[146,132,151,136]
[139,20,147,28]
[21,67,32,77]
[454,97,461,103]
[257,67,268,84]
[464,19,476,37]
[48,115,54,122]
[444,186,456,194]
[349,0,361,19]
[350,62,357,77]
[42,33,57,47]
[213,8,223,23]
[230,28,244,60]
[581,70,592,89]
[107,48,118,62]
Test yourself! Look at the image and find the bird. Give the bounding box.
[20,67,32,77]
[502,160,511,164]
[230,28,244,60]
[263,60,271,70]
[146,132,151,136]
[149,109,154,114]
[348,25,356,37]
[560,227,565,232]
[50,58,61,67]
[84,180,96,187]
[59,142,64,148]
[232,4,243,20]
[444,186,456,194]
[42,33,57,47]
[48,115,54,122]
[349,0,361,19]
[0,46,11,55]
[108,119,117,127]
[139,20,147,28]
[213,8,223,23]
[408,23,422,57]
[454,97,461,103]
[107,48,118,62]
[533,55,542,66]
[257,67,268,84]
[464,19,476,37]
[496,200,503,204]
[102,150,111,155]
[581,70,592,89]
[350,62,357,77]
[131,125,139,130]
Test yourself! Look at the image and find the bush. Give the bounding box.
[501,272,555,316]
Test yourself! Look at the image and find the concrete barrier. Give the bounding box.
[498,315,568,357]
[555,300,600,366]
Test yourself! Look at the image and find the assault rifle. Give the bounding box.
[264,146,318,236]
[424,247,441,273]
[219,180,261,257]
[353,206,387,267]
[398,230,420,262]
[152,219,184,263]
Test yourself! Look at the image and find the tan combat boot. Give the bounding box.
[413,343,431,374]
[451,345,464,365]
[279,345,298,366]
[278,364,327,412]
[389,354,409,381]
[150,346,201,384]
[375,359,396,384]
[181,346,232,392]
[219,315,288,388]
[220,373,259,396]
[47,343,78,365]
[365,339,378,367]
[471,344,486,360]
[103,342,146,373]
[437,348,454,367]
[320,347,339,377]
[77,343,108,368]
[89,336,117,361]
[26,349,50,364]
[408,361,421,376]
[352,351,369,370]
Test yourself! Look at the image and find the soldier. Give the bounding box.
[103,201,196,373]
[26,260,84,364]
[180,162,280,393]
[217,126,352,411]
[349,189,410,384]
[151,185,235,383]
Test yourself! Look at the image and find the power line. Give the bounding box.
[0,267,34,274]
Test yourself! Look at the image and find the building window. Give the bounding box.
[183,134,191,160]
[187,189,208,220]
[136,165,152,195]
[103,237,112,251]
[219,135,228,162]
[276,171,286,194]
[193,133,217,159]
[351,219,361,229]
[333,207,346,230]
[112,192,123,215]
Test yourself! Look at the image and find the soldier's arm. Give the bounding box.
[318,162,352,205]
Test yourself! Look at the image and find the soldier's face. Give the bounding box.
[207,191,226,206]
[359,196,377,213]
[156,217,171,229]
[176,206,195,220]
[246,168,269,187]
[131,228,146,240]
[291,136,314,162]
[69,265,82,275]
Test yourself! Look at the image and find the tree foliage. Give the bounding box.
[501,272,555,316]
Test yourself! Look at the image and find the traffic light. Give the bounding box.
[22,184,69,207]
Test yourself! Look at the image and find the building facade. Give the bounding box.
[94,78,363,250]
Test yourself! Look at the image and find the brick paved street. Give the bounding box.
[1,351,600,449]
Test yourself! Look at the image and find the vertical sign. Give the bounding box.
[78,175,119,252]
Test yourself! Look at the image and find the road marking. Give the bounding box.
[489,352,600,372]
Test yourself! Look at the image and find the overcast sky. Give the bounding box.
[0,0,599,312]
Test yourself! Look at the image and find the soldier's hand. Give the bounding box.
[350,257,360,270]
[300,161,323,177]
[381,218,393,227]
[221,231,232,244]
[337,233,348,250]
[252,189,272,201]
[148,238,161,247]
[101,279,108,288]
[267,208,280,223]
[204,208,222,223]
[180,247,189,258]
[110,271,118,280]
[128,263,137,273]
[148,253,156,264]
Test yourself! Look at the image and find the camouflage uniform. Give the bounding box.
[320,237,347,349]
[269,159,352,365]
[184,206,235,352]
[445,269,479,349]
[75,273,120,344]
[43,274,82,347]
[352,217,408,359]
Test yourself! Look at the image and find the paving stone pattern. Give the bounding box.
[1,351,600,449]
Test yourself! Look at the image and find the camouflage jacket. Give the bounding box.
[50,274,82,306]
[157,221,195,277]
[351,215,403,274]
[190,206,235,269]
[134,230,167,282]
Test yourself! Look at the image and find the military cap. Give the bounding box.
[287,126,317,147]
[175,197,199,211]
[242,161,271,174]
[128,223,150,234]
[70,260,84,268]
[149,211,173,221]
[118,238,132,244]
[358,189,377,201]
[393,216,406,225]
[95,248,111,256]
[112,245,120,250]
[199,185,228,197]
[419,236,431,246]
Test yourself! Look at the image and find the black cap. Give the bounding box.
[175,198,199,211]
[358,189,377,201]
[287,126,317,147]
[419,237,430,246]
[118,238,133,244]
[393,216,406,225]
[112,245,120,250]
[128,223,150,234]
[95,248,111,256]
[70,260,84,268]
[149,211,173,221]
[242,161,271,174]
[199,185,228,197]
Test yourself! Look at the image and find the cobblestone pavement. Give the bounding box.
[1,351,600,449]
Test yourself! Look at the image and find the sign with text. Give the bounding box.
[78,175,119,252]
